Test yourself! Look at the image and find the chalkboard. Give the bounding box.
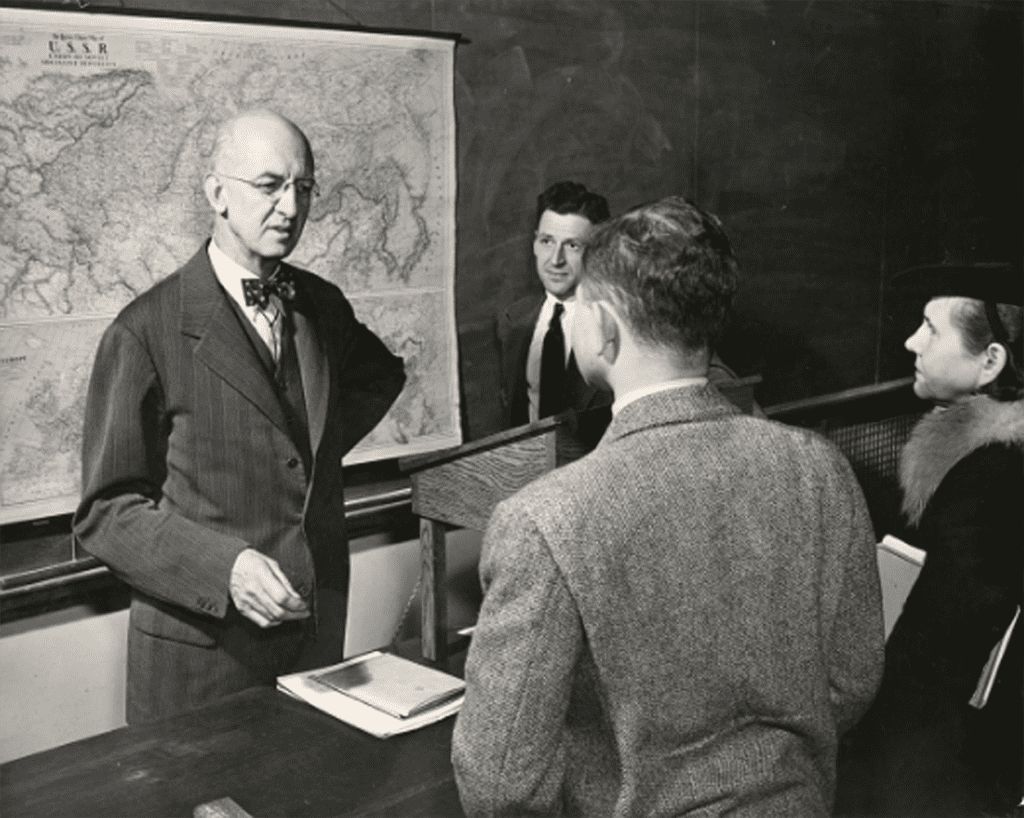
[443,0,1022,438]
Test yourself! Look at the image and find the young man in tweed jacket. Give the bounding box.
[453,196,884,817]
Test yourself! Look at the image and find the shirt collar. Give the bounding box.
[612,376,709,416]
[208,240,279,313]
[540,290,577,321]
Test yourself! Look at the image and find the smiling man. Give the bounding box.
[74,109,405,723]
[496,182,756,451]
[496,181,612,431]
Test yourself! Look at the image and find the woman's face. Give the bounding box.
[905,297,990,404]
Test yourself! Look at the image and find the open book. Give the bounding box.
[277,651,465,738]
[877,535,1019,710]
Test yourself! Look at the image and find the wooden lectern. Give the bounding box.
[398,375,762,666]
[398,416,567,665]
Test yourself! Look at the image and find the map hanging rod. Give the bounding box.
[10,0,471,46]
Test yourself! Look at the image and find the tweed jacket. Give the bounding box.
[495,293,754,454]
[73,244,405,719]
[453,384,884,817]
[837,396,1024,816]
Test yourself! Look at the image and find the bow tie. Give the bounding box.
[242,270,296,310]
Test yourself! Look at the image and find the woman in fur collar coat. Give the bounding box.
[837,263,1023,817]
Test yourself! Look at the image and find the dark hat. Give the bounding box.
[891,262,1022,306]
[891,262,1022,351]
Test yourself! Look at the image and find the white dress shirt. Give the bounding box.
[208,240,283,363]
[526,292,577,422]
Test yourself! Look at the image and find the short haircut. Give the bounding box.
[952,298,1024,401]
[580,196,739,354]
[535,181,610,228]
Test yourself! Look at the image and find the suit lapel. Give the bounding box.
[179,246,289,434]
[502,296,543,425]
[508,296,607,410]
[292,292,329,456]
[511,297,543,390]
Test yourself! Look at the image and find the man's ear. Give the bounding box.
[596,301,621,365]
[203,173,228,216]
[975,342,1008,389]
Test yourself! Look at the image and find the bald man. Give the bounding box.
[74,110,406,723]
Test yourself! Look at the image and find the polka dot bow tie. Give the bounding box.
[242,270,296,310]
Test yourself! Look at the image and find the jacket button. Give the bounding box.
[287,457,299,469]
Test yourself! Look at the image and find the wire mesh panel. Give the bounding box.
[819,412,923,537]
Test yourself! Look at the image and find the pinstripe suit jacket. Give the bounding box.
[453,385,885,817]
[74,244,404,719]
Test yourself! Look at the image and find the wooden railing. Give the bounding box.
[0,477,415,621]
[766,377,928,538]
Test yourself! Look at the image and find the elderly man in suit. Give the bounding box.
[74,109,405,724]
[453,196,885,816]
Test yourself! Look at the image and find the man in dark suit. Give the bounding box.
[498,182,753,452]
[496,181,612,438]
[454,197,884,816]
[73,109,405,724]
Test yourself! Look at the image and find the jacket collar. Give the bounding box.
[900,395,1024,525]
[601,382,740,447]
[504,292,545,327]
[507,293,609,412]
[178,243,289,433]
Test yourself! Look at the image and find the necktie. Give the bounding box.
[242,268,296,310]
[539,302,566,419]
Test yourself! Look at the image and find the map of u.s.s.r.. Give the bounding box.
[0,9,460,524]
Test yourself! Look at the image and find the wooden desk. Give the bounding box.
[0,687,463,818]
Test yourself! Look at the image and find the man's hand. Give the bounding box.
[230,549,310,628]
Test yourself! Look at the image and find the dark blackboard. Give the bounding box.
[374,0,1019,438]
[436,0,1021,437]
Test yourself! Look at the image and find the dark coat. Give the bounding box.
[836,396,1024,817]
[496,293,611,429]
[73,244,405,723]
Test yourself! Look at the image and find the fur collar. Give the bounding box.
[900,395,1024,526]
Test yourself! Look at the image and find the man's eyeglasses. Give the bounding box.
[218,173,320,201]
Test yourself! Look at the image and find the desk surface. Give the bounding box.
[0,686,463,818]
